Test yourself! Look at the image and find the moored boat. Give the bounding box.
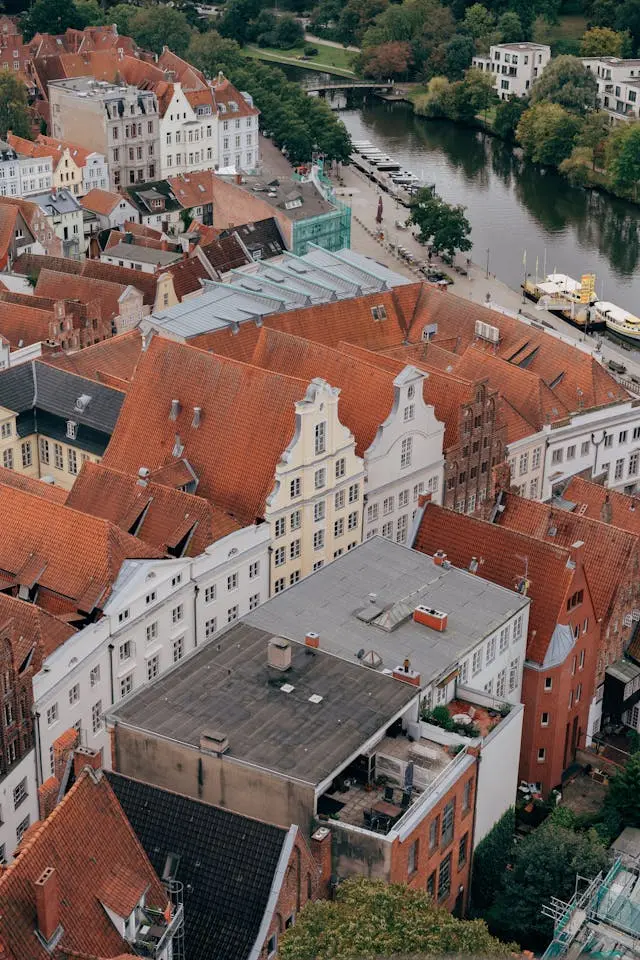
[592,301,640,341]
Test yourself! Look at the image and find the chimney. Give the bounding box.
[73,745,102,778]
[137,466,150,486]
[192,406,201,429]
[413,605,448,632]
[417,492,432,508]
[433,549,447,567]
[600,494,613,524]
[311,826,332,899]
[570,540,585,567]
[267,636,291,671]
[305,631,320,649]
[35,867,60,945]
[200,730,229,755]
[469,556,479,574]
[169,398,181,420]
[235,173,242,185]
[392,658,421,686]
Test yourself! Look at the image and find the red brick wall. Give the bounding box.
[388,759,478,916]
[520,557,598,792]
[443,383,506,515]
[260,828,321,959]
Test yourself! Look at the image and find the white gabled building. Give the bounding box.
[159,82,217,179]
[473,42,551,99]
[32,524,270,782]
[0,138,53,198]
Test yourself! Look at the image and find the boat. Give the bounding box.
[375,158,402,170]
[522,272,601,330]
[592,301,640,342]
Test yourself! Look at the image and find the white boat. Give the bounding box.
[376,158,401,170]
[592,301,640,341]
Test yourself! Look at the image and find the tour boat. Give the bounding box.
[592,301,640,342]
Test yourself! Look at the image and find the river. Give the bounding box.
[338,99,640,315]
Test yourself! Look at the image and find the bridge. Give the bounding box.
[302,81,393,93]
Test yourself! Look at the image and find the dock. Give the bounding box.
[349,141,432,208]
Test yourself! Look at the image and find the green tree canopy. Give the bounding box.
[497,11,524,42]
[580,26,632,57]
[271,14,304,48]
[530,55,598,114]
[461,2,497,52]
[517,101,581,165]
[279,877,515,960]
[74,0,105,27]
[443,34,475,79]
[218,0,262,44]
[489,820,608,947]
[409,188,472,257]
[493,95,527,140]
[22,0,87,40]
[471,807,515,911]
[0,70,31,139]
[362,0,456,78]
[576,109,610,167]
[604,750,640,824]
[125,7,193,57]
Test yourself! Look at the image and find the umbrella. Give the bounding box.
[376,195,383,224]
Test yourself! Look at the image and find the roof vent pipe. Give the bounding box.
[170,398,181,421]
[192,406,201,428]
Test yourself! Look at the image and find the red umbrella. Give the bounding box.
[376,195,383,224]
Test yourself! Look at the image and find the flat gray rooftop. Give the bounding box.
[103,242,183,267]
[107,620,417,785]
[246,538,529,685]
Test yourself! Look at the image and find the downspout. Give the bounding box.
[33,710,43,786]
[193,584,199,647]
[108,643,115,705]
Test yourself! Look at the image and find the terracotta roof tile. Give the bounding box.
[102,337,311,523]
[0,466,67,502]
[0,590,75,669]
[413,502,575,663]
[167,172,276,228]
[0,770,168,959]
[35,269,128,325]
[0,300,55,349]
[0,485,163,614]
[99,865,148,917]
[213,75,259,119]
[12,251,84,279]
[66,461,241,555]
[81,260,157,306]
[0,204,20,268]
[123,221,162,240]
[563,476,640,534]
[82,189,127,216]
[44,330,143,386]
[158,256,209,300]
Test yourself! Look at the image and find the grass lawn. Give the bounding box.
[243,41,357,77]
[533,13,588,48]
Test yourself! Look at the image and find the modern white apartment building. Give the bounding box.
[32,524,270,782]
[0,139,53,197]
[582,57,640,122]
[473,42,551,98]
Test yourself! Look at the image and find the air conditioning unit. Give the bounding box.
[475,319,500,343]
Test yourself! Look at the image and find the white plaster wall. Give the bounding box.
[0,750,39,863]
[473,702,524,846]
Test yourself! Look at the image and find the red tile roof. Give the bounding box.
[413,502,575,663]
[563,476,640,534]
[0,204,20,269]
[0,299,55,349]
[250,327,396,456]
[496,489,639,623]
[197,234,251,274]
[0,466,67,503]
[123,220,162,240]
[0,590,75,669]
[102,338,310,523]
[12,253,159,307]
[0,485,163,615]
[82,188,126,216]
[35,269,129,325]
[158,256,209,300]
[167,172,276,228]
[0,769,168,959]
[66,461,241,555]
[44,330,143,387]
[213,73,259,119]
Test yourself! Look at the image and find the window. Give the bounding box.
[486,636,496,663]
[509,657,520,692]
[576,682,582,702]
[288,510,302,532]
[290,539,301,559]
[615,458,625,480]
[314,468,326,490]
[290,477,301,498]
[459,660,468,684]
[620,430,628,444]
[604,434,613,448]
[120,671,134,697]
[367,503,379,522]
[21,441,31,468]
[314,421,326,455]
[90,665,100,687]
[382,521,393,538]
[630,453,639,477]
[275,517,286,538]
[0,421,11,438]
[227,572,238,592]
[47,703,58,726]
[68,683,79,705]
[458,833,468,868]
[581,440,590,456]
[532,446,541,468]
[348,483,359,504]
[530,478,539,499]
[348,511,359,531]
[172,636,184,662]
[267,934,277,959]
[205,617,217,638]
[429,815,440,851]
[146,621,158,644]
[398,489,410,508]
[147,655,160,681]
[335,457,346,478]
[250,593,260,610]
[551,448,563,465]
[274,577,286,594]
[314,501,325,522]
[2,449,12,470]
[3,702,12,726]
[441,799,455,847]
[427,871,436,898]
[519,452,529,475]
[12,777,28,810]
[172,604,184,624]
[396,514,408,543]
[274,546,286,567]
[400,437,413,469]
[404,404,415,422]
[205,584,216,603]
[67,448,78,475]
[538,747,546,762]
[496,668,506,698]
[579,648,585,668]
[567,589,583,611]
[438,853,452,901]
[383,496,394,515]
[499,625,510,652]
[334,518,344,537]
[39,437,49,463]
[335,490,345,510]
[171,574,182,588]
[227,605,239,624]
[146,590,157,605]
[118,608,129,625]
[408,839,419,875]
[544,676,553,691]
[463,778,472,813]
[313,530,325,551]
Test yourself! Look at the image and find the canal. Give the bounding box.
[339,99,640,315]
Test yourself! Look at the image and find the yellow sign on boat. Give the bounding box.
[579,274,596,303]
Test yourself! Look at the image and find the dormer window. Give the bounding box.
[371,304,387,322]
[66,420,77,440]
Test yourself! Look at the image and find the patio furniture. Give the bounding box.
[383,786,395,802]
[373,799,403,819]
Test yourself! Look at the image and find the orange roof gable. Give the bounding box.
[0,299,55,349]
[563,476,640,534]
[44,330,143,386]
[82,188,126,216]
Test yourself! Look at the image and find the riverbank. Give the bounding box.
[243,42,357,78]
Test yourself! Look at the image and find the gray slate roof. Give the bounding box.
[30,188,81,215]
[246,538,529,686]
[103,242,183,267]
[107,620,417,785]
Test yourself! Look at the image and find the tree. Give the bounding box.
[109,4,136,39]
[409,188,472,257]
[279,877,515,960]
[22,0,86,39]
[272,14,304,48]
[580,26,631,57]
[74,0,105,27]
[576,109,610,167]
[489,820,608,947]
[186,30,245,75]
[444,34,475,80]
[614,0,640,49]
[462,2,496,52]
[605,751,640,825]
[493,95,526,140]
[462,66,497,115]
[126,7,193,57]
[362,0,455,79]
[218,0,262,44]
[336,0,389,46]
[0,70,31,140]
[530,55,598,115]
[471,807,515,911]
[559,145,596,186]
[497,11,524,42]
[360,41,412,79]
[413,75,453,117]
[517,102,581,165]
